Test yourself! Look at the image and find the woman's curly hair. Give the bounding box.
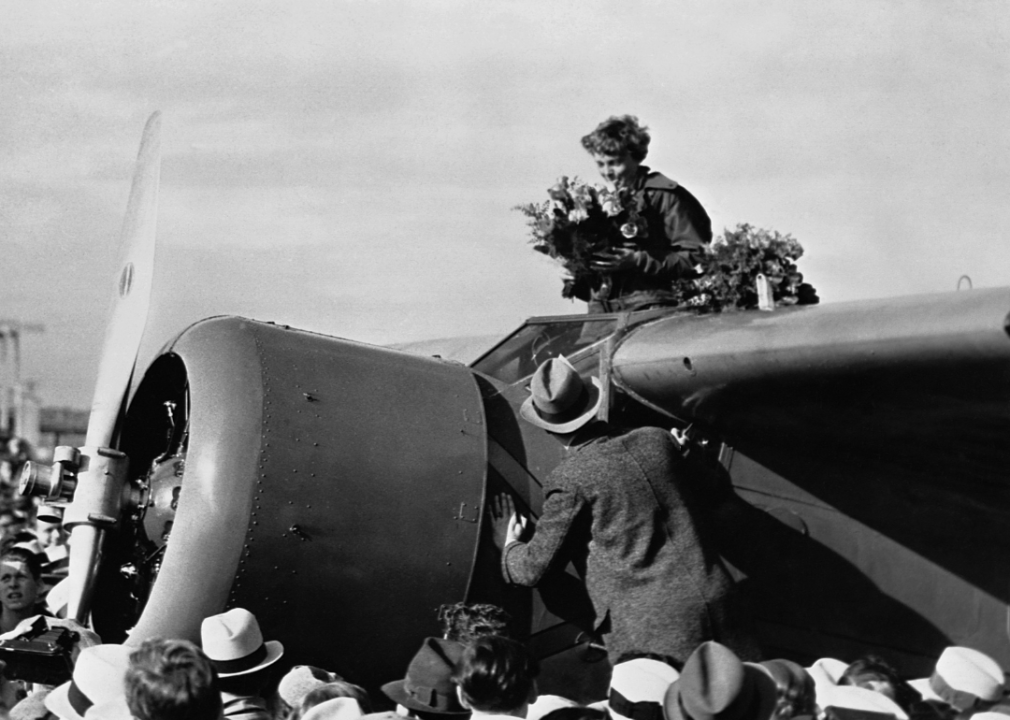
[580,115,651,162]
[437,602,511,645]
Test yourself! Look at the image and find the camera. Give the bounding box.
[0,616,78,685]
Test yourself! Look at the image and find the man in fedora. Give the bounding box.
[664,641,776,720]
[381,637,470,720]
[491,356,756,667]
[201,607,284,720]
[44,644,132,720]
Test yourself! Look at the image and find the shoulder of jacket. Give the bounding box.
[643,171,680,192]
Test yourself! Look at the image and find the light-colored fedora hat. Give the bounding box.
[520,356,602,434]
[45,644,132,720]
[908,646,1004,711]
[527,694,579,720]
[303,697,366,720]
[200,607,284,677]
[817,685,908,719]
[806,658,848,691]
[84,694,133,720]
[279,665,345,708]
[610,657,680,720]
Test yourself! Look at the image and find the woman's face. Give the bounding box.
[0,559,38,613]
[592,151,640,189]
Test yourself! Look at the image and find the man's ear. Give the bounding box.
[457,685,473,710]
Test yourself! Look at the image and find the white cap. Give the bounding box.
[609,657,680,720]
[817,685,908,720]
[909,647,1005,708]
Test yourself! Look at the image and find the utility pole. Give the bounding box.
[0,321,45,438]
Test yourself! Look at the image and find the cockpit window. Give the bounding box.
[471,317,618,385]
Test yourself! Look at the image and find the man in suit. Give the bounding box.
[491,357,756,667]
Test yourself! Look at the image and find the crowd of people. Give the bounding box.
[0,594,1003,720]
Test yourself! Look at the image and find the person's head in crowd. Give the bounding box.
[0,508,28,541]
[540,709,608,720]
[580,115,650,189]
[908,647,1005,717]
[382,637,469,719]
[609,655,680,720]
[200,607,284,703]
[276,665,345,717]
[758,660,816,720]
[35,518,67,551]
[289,684,372,720]
[0,546,43,630]
[664,641,777,720]
[120,638,222,720]
[44,644,132,720]
[817,685,908,720]
[839,655,918,713]
[453,636,538,719]
[438,603,512,645]
[520,357,603,440]
[1,529,43,555]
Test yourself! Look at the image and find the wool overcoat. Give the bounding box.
[501,426,754,665]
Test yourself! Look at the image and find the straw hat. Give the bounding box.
[908,647,1005,711]
[610,658,680,720]
[817,685,907,720]
[45,644,131,720]
[303,698,366,720]
[200,607,284,677]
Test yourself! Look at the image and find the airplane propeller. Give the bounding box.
[20,111,162,624]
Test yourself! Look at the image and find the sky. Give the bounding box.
[2,0,1009,410]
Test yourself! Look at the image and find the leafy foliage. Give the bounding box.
[514,176,644,299]
[679,223,820,311]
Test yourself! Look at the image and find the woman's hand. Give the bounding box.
[591,247,639,272]
[489,494,528,551]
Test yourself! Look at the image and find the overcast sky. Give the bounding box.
[2,1,1009,410]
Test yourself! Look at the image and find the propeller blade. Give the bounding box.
[67,111,162,623]
[85,110,161,448]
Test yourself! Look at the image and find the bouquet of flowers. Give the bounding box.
[517,177,819,312]
[683,223,819,311]
[514,177,645,300]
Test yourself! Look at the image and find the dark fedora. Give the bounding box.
[520,356,602,433]
[381,637,468,715]
[664,642,777,720]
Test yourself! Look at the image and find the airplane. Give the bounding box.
[14,112,1010,703]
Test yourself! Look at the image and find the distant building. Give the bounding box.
[38,407,89,448]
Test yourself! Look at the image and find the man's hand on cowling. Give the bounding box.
[489,494,529,551]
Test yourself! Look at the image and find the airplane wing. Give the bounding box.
[611,287,1010,670]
